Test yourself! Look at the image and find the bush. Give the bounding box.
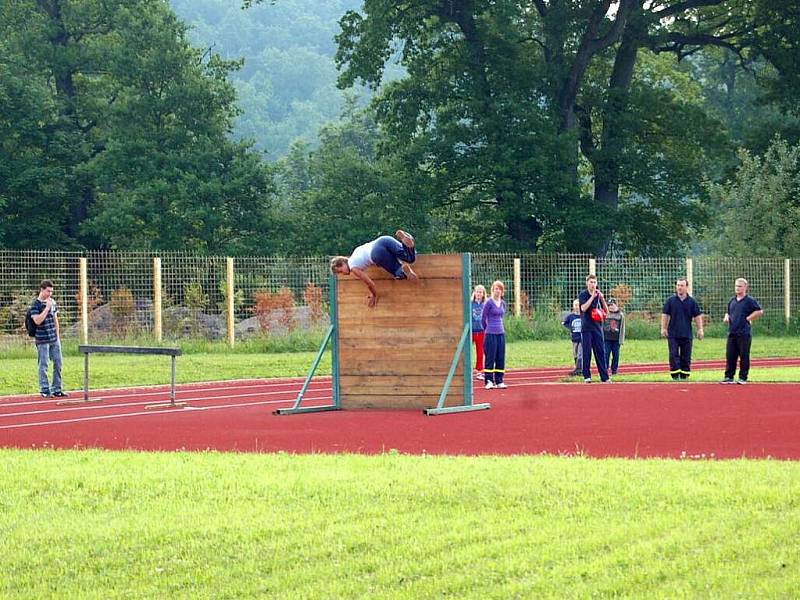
[252,287,297,333]
[303,282,326,325]
[110,287,136,334]
[504,314,571,342]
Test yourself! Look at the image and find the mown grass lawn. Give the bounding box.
[1,337,798,395]
[2,450,799,599]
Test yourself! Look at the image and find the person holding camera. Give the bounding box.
[30,279,68,398]
[578,274,611,383]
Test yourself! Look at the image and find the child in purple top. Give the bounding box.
[481,280,507,389]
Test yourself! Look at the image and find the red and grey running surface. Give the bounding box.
[2,357,800,459]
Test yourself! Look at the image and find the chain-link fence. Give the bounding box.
[0,251,82,337]
[1,251,796,341]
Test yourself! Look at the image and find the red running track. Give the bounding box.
[2,358,800,459]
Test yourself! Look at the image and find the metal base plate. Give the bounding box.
[424,402,491,416]
[56,397,104,406]
[145,402,188,410]
[274,405,340,416]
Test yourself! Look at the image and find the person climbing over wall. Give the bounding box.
[329,230,417,308]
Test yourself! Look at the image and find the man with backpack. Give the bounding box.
[29,280,68,398]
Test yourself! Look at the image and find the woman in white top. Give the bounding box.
[330,230,417,307]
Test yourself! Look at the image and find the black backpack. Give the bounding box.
[24,306,37,337]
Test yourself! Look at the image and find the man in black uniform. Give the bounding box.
[661,278,704,380]
[578,274,610,383]
[722,278,764,384]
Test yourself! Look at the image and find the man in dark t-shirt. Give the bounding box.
[721,278,764,384]
[661,278,704,380]
[578,274,610,383]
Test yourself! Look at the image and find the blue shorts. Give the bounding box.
[370,236,416,278]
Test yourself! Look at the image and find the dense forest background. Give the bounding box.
[1,0,799,256]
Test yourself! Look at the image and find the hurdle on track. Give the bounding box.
[275,253,490,416]
[56,345,186,409]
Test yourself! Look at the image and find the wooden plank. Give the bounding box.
[341,393,465,410]
[337,303,462,321]
[340,379,464,396]
[338,286,463,307]
[339,348,462,375]
[335,324,460,340]
[338,316,464,330]
[336,254,463,281]
[340,375,465,388]
[339,346,462,365]
[338,317,462,334]
[337,279,463,306]
[337,277,464,293]
[340,362,464,378]
[339,377,464,397]
[339,339,460,351]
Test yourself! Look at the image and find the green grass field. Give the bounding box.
[1,337,799,395]
[2,451,799,598]
[3,336,799,597]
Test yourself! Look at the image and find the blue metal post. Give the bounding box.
[274,273,341,415]
[424,252,490,415]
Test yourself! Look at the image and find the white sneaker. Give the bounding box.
[584,378,592,383]
[395,229,415,248]
[485,381,495,390]
[495,382,507,389]
[401,262,419,281]
[475,372,484,380]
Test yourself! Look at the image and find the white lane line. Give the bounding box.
[0,395,334,430]
[0,386,332,419]
[0,380,331,408]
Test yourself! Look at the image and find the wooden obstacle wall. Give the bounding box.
[336,254,469,410]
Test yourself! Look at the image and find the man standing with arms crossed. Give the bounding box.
[661,278,704,380]
[721,278,764,384]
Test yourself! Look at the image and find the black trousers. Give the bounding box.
[724,333,752,381]
[483,333,506,384]
[668,337,693,379]
[581,329,609,381]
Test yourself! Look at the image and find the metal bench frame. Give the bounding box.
[61,345,184,409]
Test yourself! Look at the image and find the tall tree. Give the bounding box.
[0,0,275,252]
[274,101,426,255]
[332,0,794,255]
[707,138,800,256]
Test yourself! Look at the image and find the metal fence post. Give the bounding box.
[786,258,791,325]
[686,257,693,297]
[513,257,521,317]
[588,258,596,276]
[227,257,235,348]
[79,257,88,344]
[153,257,162,342]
